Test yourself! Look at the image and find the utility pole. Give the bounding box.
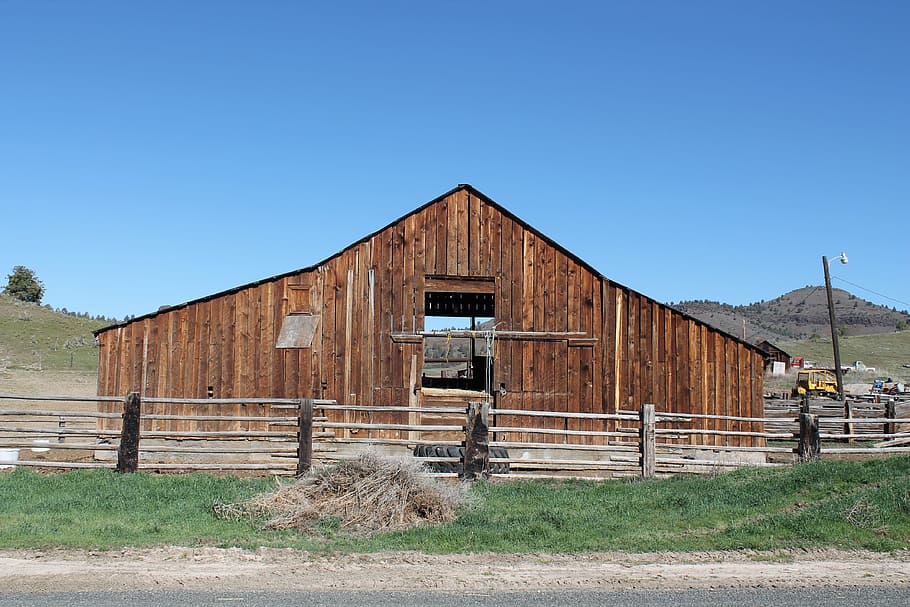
[823,255,845,401]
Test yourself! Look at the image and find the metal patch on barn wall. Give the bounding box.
[276,314,320,348]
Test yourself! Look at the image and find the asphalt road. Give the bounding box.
[0,588,907,607]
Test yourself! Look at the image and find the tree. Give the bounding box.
[4,266,45,304]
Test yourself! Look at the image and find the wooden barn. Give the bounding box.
[95,184,765,445]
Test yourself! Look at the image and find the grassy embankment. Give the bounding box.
[0,294,104,395]
[0,456,907,552]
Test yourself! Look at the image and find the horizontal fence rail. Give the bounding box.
[1,392,909,479]
[0,393,334,475]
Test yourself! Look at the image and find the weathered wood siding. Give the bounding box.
[97,186,765,445]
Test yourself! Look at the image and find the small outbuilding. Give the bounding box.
[756,340,792,371]
[95,185,766,445]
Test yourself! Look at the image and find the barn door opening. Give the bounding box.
[414,276,497,442]
[422,290,495,393]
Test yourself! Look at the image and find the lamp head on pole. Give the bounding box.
[837,252,848,265]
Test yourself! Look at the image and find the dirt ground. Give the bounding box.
[0,369,97,401]
[0,547,907,592]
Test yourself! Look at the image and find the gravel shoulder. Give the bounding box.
[1,548,907,592]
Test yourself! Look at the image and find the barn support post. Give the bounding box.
[798,412,820,462]
[640,404,656,478]
[116,391,141,473]
[462,401,490,481]
[297,398,314,476]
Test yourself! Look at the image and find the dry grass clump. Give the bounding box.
[215,451,471,533]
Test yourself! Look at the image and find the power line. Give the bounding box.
[831,275,910,309]
[794,286,821,307]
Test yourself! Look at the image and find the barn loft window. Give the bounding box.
[422,276,495,391]
[276,314,320,348]
[287,285,311,313]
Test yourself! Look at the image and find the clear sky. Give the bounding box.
[1,1,908,321]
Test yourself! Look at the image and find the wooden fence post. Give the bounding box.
[885,398,896,437]
[800,394,810,414]
[640,403,655,478]
[844,399,854,444]
[297,398,314,476]
[798,412,820,462]
[462,401,490,481]
[116,391,141,473]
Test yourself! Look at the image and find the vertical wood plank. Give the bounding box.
[436,196,448,276]
[628,292,639,410]
[468,191,481,276]
[344,267,354,404]
[425,203,438,275]
[379,229,393,391]
[322,265,336,400]
[456,189,469,275]
[613,287,624,414]
[446,193,458,274]
[334,257,347,406]
[639,297,652,406]
[352,247,366,408]
[509,219,523,400]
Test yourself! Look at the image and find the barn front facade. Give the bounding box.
[95,185,765,445]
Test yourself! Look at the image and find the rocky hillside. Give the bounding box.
[673,287,910,343]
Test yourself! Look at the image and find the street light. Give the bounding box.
[823,252,848,400]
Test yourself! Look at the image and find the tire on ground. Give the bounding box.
[413,445,510,474]
[489,447,511,474]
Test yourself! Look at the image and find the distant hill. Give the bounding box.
[0,294,105,373]
[673,287,910,343]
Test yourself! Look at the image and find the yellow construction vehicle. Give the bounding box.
[794,369,839,396]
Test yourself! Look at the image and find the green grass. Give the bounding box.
[1,456,908,552]
[0,470,289,549]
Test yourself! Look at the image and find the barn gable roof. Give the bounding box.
[94,184,763,354]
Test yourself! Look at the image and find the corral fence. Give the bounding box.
[1,392,908,479]
[0,393,320,475]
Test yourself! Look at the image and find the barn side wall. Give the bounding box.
[97,187,765,444]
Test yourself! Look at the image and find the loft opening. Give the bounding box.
[421,276,495,391]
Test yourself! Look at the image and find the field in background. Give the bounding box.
[779,330,910,382]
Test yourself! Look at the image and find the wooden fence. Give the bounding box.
[764,395,910,437]
[0,392,331,475]
[1,392,909,479]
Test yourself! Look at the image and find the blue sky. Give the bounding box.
[1,1,908,321]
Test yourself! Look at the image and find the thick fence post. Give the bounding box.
[116,391,141,473]
[640,404,655,478]
[798,412,820,462]
[462,401,490,481]
[297,398,314,476]
[885,398,896,437]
